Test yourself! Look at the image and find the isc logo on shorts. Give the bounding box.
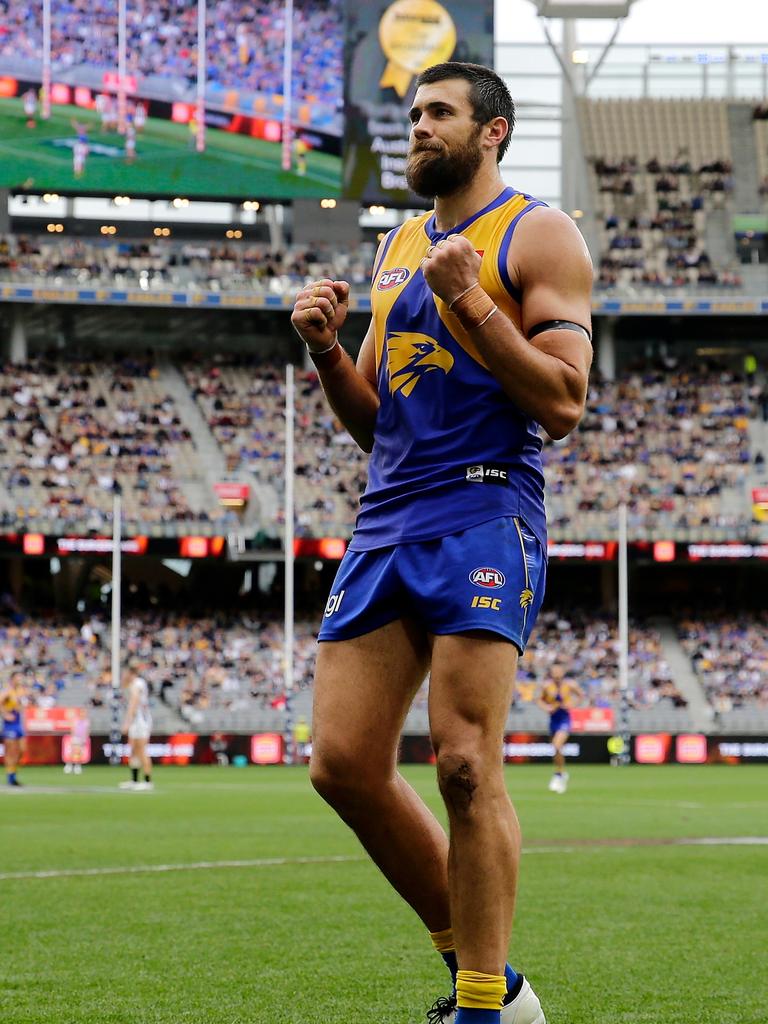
[469,567,506,588]
[471,595,502,610]
[377,267,410,290]
[465,464,508,483]
[324,589,345,617]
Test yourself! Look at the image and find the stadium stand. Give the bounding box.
[0,235,374,295]
[183,359,764,542]
[184,359,366,537]
[0,612,317,733]
[13,605,768,735]
[0,353,236,534]
[579,98,742,291]
[543,366,762,541]
[678,612,768,731]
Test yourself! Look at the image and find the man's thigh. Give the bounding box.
[313,619,430,774]
[428,632,519,749]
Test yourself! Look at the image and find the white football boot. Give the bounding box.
[426,976,546,1024]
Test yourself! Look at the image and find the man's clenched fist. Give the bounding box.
[291,279,350,352]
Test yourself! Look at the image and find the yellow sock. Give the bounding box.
[456,970,507,1010]
[429,927,455,954]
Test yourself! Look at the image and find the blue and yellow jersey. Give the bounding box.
[1,687,22,726]
[350,186,547,552]
[540,680,580,712]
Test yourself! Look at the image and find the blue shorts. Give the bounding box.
[318,516,546,652]
[2,724,24,741]
[549,709,571,735]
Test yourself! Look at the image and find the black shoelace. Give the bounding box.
[426,994,457,1024]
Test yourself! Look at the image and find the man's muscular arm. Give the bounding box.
[290,277,379,453]
[421,208,593,440]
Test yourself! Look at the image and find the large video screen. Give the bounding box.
[343,0,494,204]
[0,0,345,198]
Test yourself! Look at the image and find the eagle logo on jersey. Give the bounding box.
[386,333,454,398]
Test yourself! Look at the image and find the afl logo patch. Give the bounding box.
[377,267,410,290]
[469,567,506,589]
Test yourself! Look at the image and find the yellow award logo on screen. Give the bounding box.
[378,0,457,98]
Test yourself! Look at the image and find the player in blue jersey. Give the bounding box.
[537,664,584,793]
[1,673,27,786]
[291,62,592,1024]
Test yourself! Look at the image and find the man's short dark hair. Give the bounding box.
[414,62,515,163]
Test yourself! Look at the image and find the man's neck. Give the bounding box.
[432,165,505,234]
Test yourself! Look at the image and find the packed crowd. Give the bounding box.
[0,235,374,295]
[0,612,317,722]
[518,608,687,711]
[0,352,227,531]
[184,360,763,540]
[678,612,768,716]
[7,608,768,723]
[0,0,343,111]
[184,358,367,536]
[593,155,741,290]
[543,368,760,537]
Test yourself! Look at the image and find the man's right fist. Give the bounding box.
[291,279,350,351]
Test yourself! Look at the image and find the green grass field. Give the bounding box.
[1,764,766,1023]
[0,99,341,197]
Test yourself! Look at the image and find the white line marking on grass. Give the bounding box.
[0,855,366,882]
[3,838,766,882]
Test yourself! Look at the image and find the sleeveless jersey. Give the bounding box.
[1,689,22,727]
[128,677,152,730]
[542,680,578,711]
[349,186,548,552]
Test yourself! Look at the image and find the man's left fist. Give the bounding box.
[420,234,482,305]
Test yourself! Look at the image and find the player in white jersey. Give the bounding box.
[124,115,136,163]
[63,712,90,774]
[23,89,37,127]
[119,666,153,790]
[134,101,147,132]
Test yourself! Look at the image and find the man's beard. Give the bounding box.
[406,127,484,198]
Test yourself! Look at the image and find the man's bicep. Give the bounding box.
[512,207,593,339]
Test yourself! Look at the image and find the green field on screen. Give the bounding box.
[0,99,341,198]
[1,764,765,1023]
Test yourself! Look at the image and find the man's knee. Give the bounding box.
[309,746,378,810]
[436,750,485,815]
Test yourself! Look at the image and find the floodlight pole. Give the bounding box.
[283,364,295,764]
[41,0,51,120]
[281,0,294,171]
[109,482,123,765]
[117,0,127,133]
[196,0,206,152]
[617,501,631,764]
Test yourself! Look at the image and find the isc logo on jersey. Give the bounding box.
[469,567,506,588]
[377,267,410,290]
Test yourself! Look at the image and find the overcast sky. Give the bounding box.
[495,0,768,45]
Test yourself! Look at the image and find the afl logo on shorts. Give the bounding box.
[469,567,506,589]
[377,267,410,290]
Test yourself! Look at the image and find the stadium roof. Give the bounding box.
[532,0,635,17]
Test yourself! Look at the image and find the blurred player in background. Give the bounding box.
[291,62,592,1024]
[63,711,90,775]
[120,665,153,791]
[124,114,136,164]
[23,88,37,128]
[71,119,89,179]
[134,100,147,133]
[293,136,309,176]
[537,665,584,793]
[1,672,27,786]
